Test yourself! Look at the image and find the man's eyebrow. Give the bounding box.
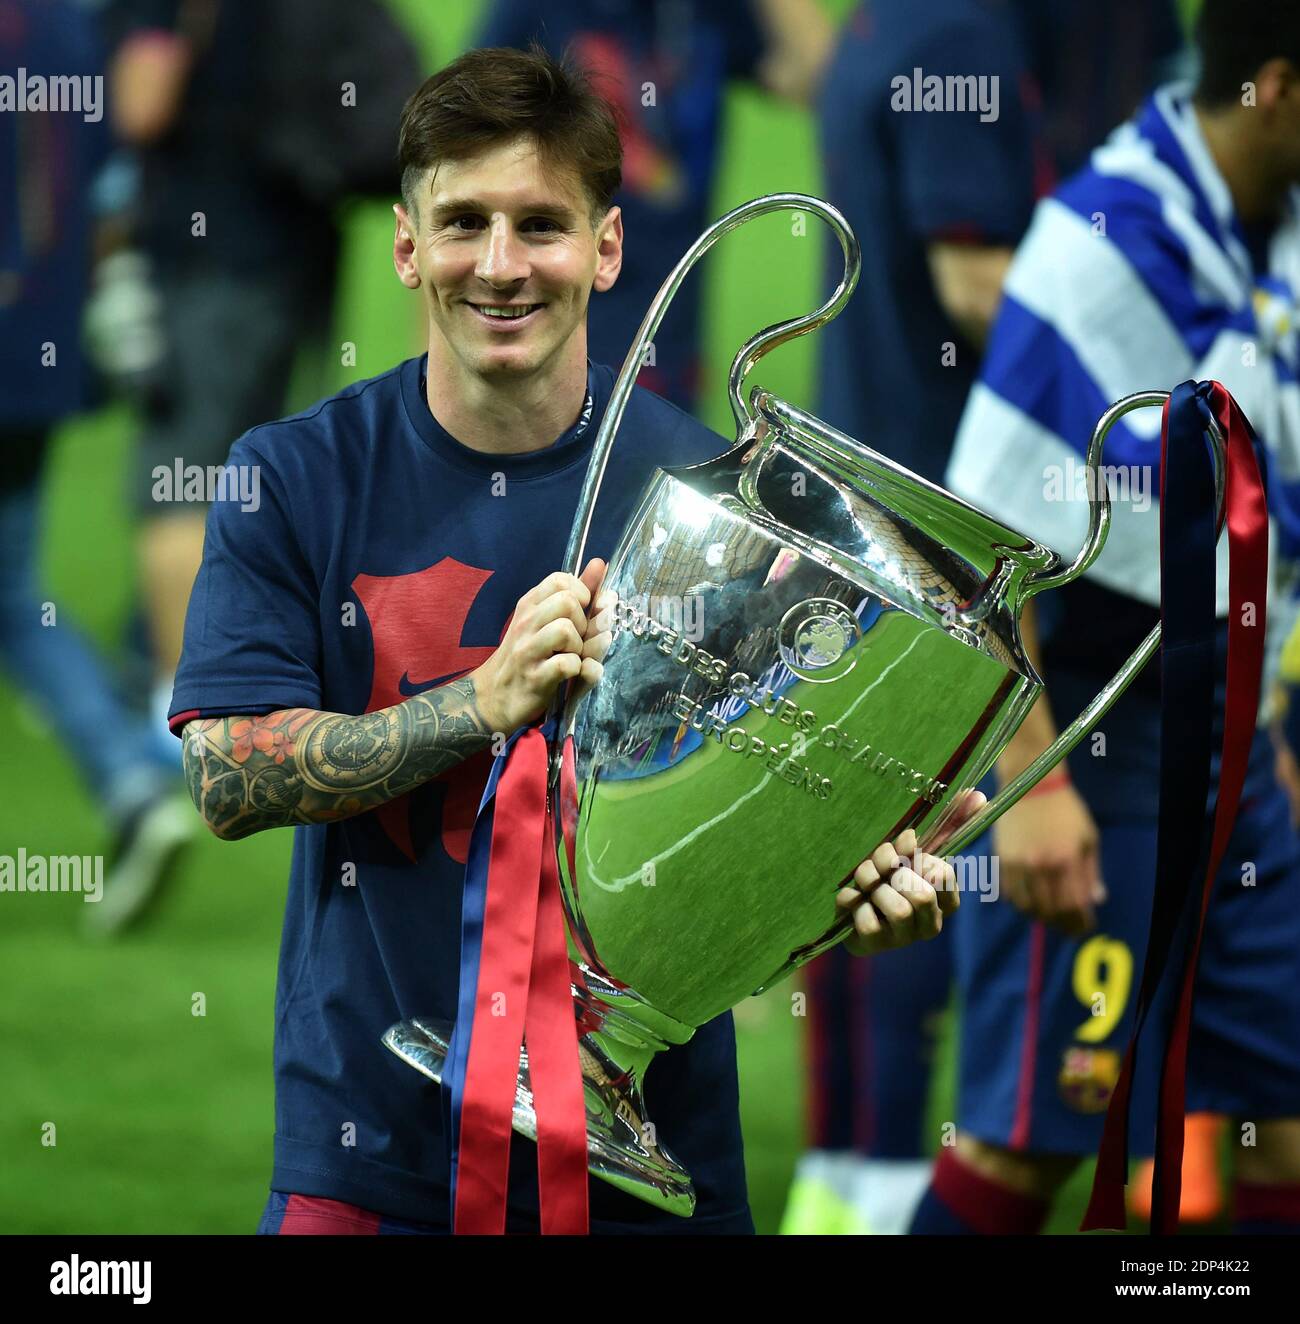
[427,197,581,222]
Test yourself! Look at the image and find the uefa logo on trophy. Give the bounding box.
[779,599,862,680]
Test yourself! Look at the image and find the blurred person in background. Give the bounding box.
[1018,0,1189,179]
[0,0,192,932]
[911,0,1300,1236]
[785,0,1044,1237]
[785,0,1191,1236]
[474,0,834,413]
[101,0,419,749]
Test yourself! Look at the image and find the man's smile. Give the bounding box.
[466,300,544,328]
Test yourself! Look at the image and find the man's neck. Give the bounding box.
[423,335,590,455]
[1196,104,1289,227]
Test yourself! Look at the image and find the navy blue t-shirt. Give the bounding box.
[476,0,764,411]
[169,356,751,1232]
[815,0,1041,485]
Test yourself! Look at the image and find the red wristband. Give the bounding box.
[1021,766,1072,799]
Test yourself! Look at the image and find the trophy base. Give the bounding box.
[382,1015,696,1219]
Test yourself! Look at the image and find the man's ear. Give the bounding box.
[1255,57,1297,115]
[393,203,421,289]
[592,205,623,293]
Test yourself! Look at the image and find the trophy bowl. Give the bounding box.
[385,194,1208,1217]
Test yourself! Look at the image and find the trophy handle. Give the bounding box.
[932,389,1229,857]
[545,193,860,744]
[556,193,861,586]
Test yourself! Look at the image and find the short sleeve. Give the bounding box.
[168,438,322,732]
[892,19,1038,245]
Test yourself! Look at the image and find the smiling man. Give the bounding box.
[169,46,967,1236]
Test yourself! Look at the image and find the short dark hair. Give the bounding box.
[1195,0,1300,107]
[398,44,623,221]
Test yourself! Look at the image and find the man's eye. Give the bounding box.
[523,218,560,234]
[449,216,484,232]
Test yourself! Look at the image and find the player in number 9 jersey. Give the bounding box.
[910,0,1300,1235]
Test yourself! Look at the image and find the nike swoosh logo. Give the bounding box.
[398,667,471,697]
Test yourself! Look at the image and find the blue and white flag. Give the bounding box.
[947,84,1300,617]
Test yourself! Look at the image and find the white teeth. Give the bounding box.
[476,304,537,319]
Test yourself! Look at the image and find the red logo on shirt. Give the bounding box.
[352,557,503,864]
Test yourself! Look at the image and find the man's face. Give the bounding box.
[393,136,622,381]
[1256,58,1300,188]
[1275,68,1300,186]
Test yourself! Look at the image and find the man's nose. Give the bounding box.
[475,216,528,287]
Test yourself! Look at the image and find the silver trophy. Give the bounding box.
[385,195,1222,1217]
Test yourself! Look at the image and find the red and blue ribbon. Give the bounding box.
[1082,380,1268,1233]
[445,725,589,1234]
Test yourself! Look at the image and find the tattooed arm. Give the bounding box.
[181,678,495,840]
[180,560,612,842]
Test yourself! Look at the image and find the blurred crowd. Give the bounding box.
[5,0,1300,1234]
[2,0,421,930]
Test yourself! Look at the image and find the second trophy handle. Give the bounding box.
[773,389,1228,982]
[932,389,1227,858]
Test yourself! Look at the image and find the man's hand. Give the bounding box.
[837,789,985,955]
[470,559,607,734]
[992,781,1104,936]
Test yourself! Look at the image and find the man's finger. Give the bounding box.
[869,881,915,944]
[853,857,881,892]
[931,788,987,850]
[532,617,585,661]
[871,839,899,877]
[1030,857,1089,936]
[1064,856,1098,934]
[1003,866,1033,913]
[850,896,883,942]
[537,651,584,688]
[532,590,589,637]
[1083,836,1107,906]
[891,867,941,939]
[916,851,952,889]
[582,626,612,662]
[522,571,588,609]
[585,597,616,638]
[579,557,607,602]
[1025,858,1064,923]
[578,657,604,690]
[919,851,960,915]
